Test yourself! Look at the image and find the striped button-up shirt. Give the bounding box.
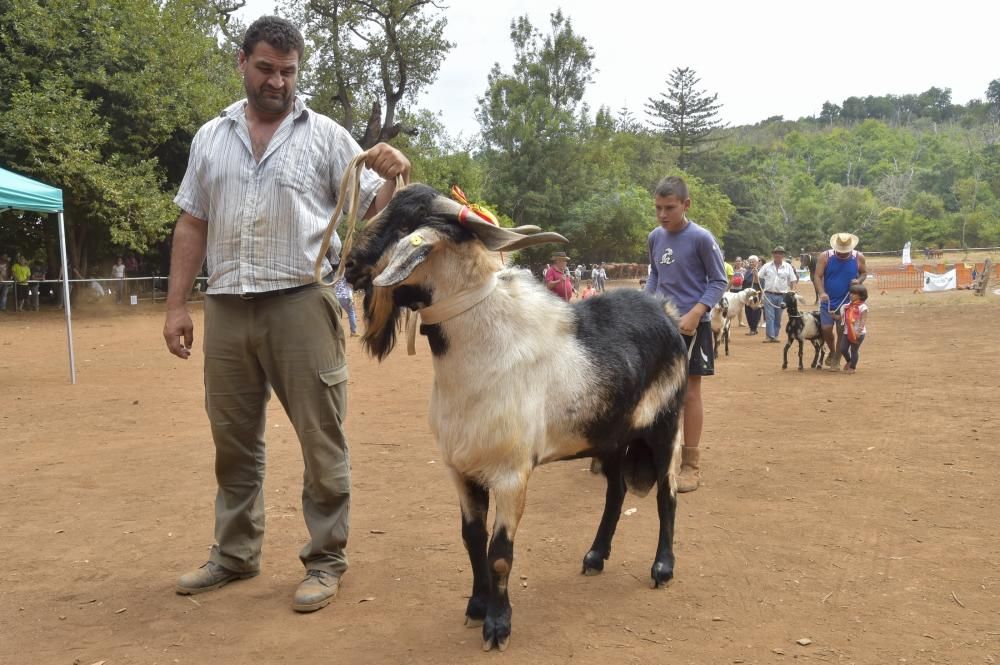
[174,97,383,294]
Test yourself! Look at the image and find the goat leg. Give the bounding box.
[452,471,490,628]
[798,337,805,371]
[482,479,527,652]
[782,337,792,370]
[651,426,680,588]
[583,450,626,575]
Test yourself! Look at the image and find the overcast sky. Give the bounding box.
[239,0,999,138]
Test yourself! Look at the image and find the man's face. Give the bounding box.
[773,252,784,264]
[239,41,299,116]
[554,258,567,270]
[654,194,691,228]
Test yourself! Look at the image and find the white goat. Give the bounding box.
[343,184,689,653]
[711,288,761,357]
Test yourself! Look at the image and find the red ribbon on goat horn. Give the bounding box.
[451,184,499,227]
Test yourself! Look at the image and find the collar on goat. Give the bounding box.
[404,272,499,356]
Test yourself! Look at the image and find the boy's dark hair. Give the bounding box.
[242,16,305,60]
[849,283,868,301]
[654,176,689,201]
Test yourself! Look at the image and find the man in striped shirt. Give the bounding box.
[164,15,410,613]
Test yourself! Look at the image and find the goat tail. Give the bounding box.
[622,442,657,498]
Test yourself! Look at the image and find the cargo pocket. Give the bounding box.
[319,364,349,429]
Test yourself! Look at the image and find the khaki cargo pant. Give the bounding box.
[203,285,350,577]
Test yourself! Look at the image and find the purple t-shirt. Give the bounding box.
[643,220,728,322]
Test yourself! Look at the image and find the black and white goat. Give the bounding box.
[343,184,688,652]
[710,288,761,357]
[781,291,826,370]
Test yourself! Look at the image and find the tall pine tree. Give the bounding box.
[645,67,725,169]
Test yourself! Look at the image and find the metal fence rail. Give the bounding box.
[0,276,209,310]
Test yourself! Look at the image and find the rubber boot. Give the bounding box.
[677,447,701,493]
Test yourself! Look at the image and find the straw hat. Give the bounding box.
[830,233,859,253]
[551,251,571,261]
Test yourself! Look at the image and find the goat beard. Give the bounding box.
[361,284,401,361]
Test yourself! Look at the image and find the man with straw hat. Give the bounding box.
[815,232,868,371]
[758,246,798,342]
[545,251,575,301]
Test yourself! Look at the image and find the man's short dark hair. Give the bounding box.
[849,283,868,301]
[242,16,305,60]
[655,176,689,201]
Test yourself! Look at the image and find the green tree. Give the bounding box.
[0,0,239,273]
[564,184,652,262]
[684,171,736,241]
[873,207,912,251]
[475,10,595,232]
[390,109,486,197]
[645,66,725,170]
[298,0,454,148]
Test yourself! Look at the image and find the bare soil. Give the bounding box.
[1,286,998,665]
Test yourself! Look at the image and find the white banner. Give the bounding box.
[902,241,912,265]
[923,269,956,292]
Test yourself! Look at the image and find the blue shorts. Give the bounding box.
[819,296,847,327]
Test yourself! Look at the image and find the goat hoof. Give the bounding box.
[482,608,512,652]
[582,550,606,575]
[650,561,674,588]
[465,594,488,627]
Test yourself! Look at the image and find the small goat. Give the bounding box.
[710,288,761,358]
[343,184,688,652]
[781,291,825,370]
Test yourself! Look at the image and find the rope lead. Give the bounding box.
[314,151,407,285]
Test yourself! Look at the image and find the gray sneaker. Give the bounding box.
[825,355,841,371]
[175,561,258,595]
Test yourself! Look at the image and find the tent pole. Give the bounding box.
[57,211,77,384]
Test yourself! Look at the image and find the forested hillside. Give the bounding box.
[1,1,997,269]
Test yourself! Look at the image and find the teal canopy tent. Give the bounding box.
[0,166,77,383]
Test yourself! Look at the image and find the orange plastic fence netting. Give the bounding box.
[875,262,1000,290]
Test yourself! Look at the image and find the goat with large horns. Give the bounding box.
[343,184,689,652]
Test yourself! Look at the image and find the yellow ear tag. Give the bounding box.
[410,235,423,247]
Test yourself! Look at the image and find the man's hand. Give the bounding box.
[365,143,411,181]
[164,306,194,359]
[678,309,703,337]
[819,292,830,303]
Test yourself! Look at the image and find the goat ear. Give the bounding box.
[372,229,439,287]
[431,196,568,252]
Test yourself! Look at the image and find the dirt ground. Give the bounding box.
[1,284,998,665]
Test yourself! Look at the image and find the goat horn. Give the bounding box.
[432,195,567,252]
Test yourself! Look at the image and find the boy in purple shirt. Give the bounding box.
[644,176,728,492]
